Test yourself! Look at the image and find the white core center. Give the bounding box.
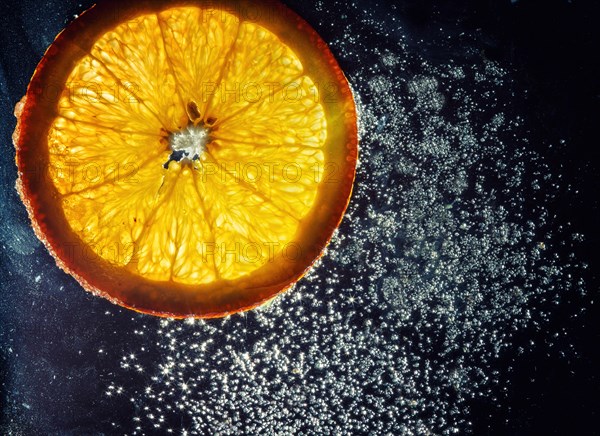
[169,125,209,160]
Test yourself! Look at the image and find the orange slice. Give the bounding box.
[13,0,358,318]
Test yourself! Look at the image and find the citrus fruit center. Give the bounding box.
[168,124,209,163]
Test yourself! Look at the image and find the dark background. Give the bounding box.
[434,1,600,433]
[389,1,600,434]
[1,0,599,434]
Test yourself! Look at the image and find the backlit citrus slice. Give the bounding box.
[13,0,358,318]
